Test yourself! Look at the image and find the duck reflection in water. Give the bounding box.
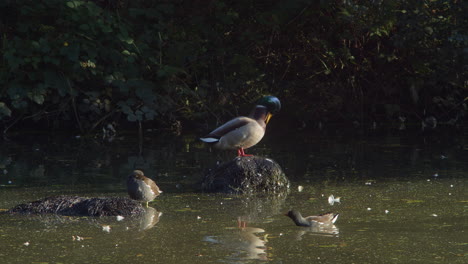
[138,206,162,231]
[203,220,268,261]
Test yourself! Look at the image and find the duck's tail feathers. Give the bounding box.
[331,213,339,224]
[200,137,219,143]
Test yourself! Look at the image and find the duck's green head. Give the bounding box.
[257,95,281,114]
[257,96,280,124]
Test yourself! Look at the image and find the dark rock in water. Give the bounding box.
[202,156,290,194]
[8,195,145,216]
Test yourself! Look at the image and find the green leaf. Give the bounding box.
[32,94,45,104]
[127,113,137,122]
[0,102,12,117]
[67,1,85,8]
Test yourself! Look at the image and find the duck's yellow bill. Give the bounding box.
[265,113,273,124]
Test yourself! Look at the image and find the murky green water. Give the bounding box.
[0,128,466,263]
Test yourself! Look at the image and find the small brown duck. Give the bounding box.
[200,95,281,157]
[127,170,162,207]
[285,210,339,227]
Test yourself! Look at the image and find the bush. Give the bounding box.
[0,0,466,133]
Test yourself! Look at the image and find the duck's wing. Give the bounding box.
[147,180,162,195]
[305,212,339,224]
[200,117,252,142]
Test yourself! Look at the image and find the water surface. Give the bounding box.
[0,128,466,263]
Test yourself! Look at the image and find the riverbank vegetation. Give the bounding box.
[1,0,466,134]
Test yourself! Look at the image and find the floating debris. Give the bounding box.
[385,210,389,214]
[431,214,438,217]
[102,225,111,232]
[23,242,30,246]
[433,173,439,177]
[367,208,372,211]
[116,215,124,221]
[328,195,341,205]
[297,185,304,192]
[365,181,372,185]
[197,216,202,220]
[72,235,84,241]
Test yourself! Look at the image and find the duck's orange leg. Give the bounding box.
[237,148,253,157]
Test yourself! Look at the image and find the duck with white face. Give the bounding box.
[200,96,281,157]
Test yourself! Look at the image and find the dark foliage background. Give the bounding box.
[0,0,466,134]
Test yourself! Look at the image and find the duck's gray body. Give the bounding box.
[200,96,281,156]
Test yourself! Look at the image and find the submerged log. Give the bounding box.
[8,195,145,216]
[202,156,290,194]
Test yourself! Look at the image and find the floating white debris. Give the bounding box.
[448,193,452,196]
[450,185,454,188]
[7,180,12,184]
[102,225,111,232]
[365,181,372,185]
[427,179,431,182]
[197,216,201,220]
[116,216,124,221]
[328,195,341,205]
[297,185,304,192]
[385,210,389,214]
[23,242,30,246]
[367,208,372,211]
[431,214,438,217]
[72,235,83,241]
[433,173,439,177]
[440,155,447,159]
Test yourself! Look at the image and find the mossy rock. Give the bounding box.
[7,195,145,216]
[202,156,290,194]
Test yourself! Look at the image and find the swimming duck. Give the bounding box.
[200,95,281,156]
[285,210,339,227]
[127,170,162,207]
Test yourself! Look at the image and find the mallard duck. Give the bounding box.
[127,170,162,207]
[285,210,339,227]
[200,95,281,156]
